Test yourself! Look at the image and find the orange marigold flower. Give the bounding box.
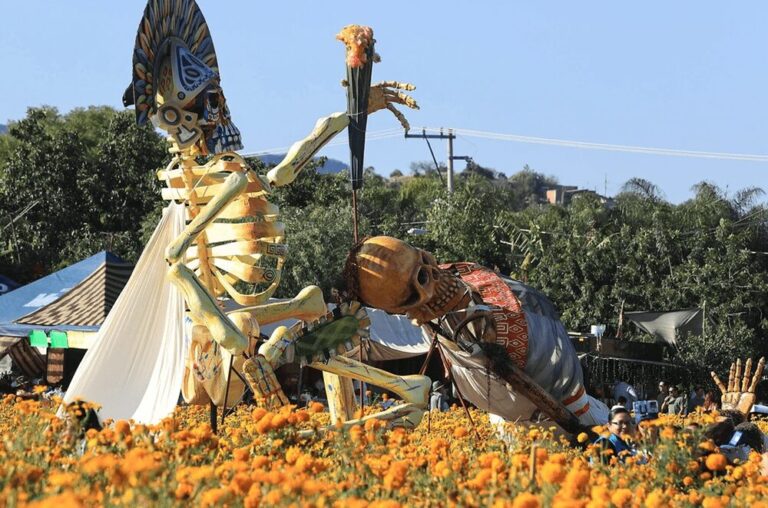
[512,492,540,508]
[540,463,565,484]
[611,488,633,508]
[200,487,230,507]
[285,446,301,465]
[660,426,675,440]
[644,489,666,508]
[705,453,728,472]
[251,407,267,421]
[233,446,250,462]
[270,413,288,430]
[576,432,589,443]
[453,427,468,438]
[264,489,282,505]
[701,497,726,508]
[114,419,131,436]
[309,402,325,414]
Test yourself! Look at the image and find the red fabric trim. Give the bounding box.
[443,263,528,369]
[573,403,591,417]
[562,386,586,406]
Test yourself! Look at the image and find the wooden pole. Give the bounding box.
[351,188,360,244]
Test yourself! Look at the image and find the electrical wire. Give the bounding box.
[243,126,768,162]
[418,128,768,162]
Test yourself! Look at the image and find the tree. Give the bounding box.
[0,106,167,281]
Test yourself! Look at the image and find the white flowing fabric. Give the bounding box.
[62,203,187,424]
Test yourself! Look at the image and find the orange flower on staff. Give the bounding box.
[336,25,379,68]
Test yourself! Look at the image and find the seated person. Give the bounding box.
[594,407,638,464]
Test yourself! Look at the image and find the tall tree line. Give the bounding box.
[1,106,766,373]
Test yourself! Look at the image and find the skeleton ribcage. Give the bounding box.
[158,153,286,305]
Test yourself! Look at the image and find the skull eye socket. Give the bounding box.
[417,267,429,286]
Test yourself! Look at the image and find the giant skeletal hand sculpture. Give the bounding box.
[711,357,766,415]
[122,0,430,426]
[346,236,608,433]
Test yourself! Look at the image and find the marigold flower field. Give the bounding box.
[4,395,768,507]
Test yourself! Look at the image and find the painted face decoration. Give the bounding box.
[124,0,242,155]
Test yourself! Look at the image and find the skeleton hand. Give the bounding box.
[360,81,419,131]
[711,357,765,415]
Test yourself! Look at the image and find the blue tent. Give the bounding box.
[0,252,130,338]
[0,275,19,296]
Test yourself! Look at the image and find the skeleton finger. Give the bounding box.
[750,357,766,392]
[711,372,727,394]
[372,80,416,91]
[734,359,742,392]
[728,361,736,392]
[386,104,410,131]
[383,89,420,110]
[742,358,753,392]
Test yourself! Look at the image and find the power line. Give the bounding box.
[422,127,768,162]
[242,127,768,163]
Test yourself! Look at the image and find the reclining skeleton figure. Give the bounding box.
[346,236,611,432]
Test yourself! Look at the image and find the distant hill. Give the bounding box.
[0,124,7,134]
[255,154,347,175]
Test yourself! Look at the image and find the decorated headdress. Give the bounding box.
[122,0,242,154]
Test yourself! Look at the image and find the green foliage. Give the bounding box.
[2,104,766,376]
[0,106,168,282]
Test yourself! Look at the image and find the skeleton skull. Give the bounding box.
[354,236,470,324]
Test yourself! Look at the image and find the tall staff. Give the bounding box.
[338,26,377,242]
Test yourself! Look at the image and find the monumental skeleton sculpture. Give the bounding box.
[122,0,430,427]
[122,0,614,432]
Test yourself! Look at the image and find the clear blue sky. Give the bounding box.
[2,1,766,203]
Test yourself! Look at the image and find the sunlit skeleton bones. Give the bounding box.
[123,0,429,426]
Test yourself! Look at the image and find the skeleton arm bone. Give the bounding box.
[267,82,419,187]
[267,112,349,188]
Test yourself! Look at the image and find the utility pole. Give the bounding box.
[405,129,469,193]
[447,129,454,193]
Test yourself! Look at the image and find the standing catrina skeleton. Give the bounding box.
[122,0,430,427]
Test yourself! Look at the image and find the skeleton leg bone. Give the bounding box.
[310,355,431,428]
[233,285,327,325]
